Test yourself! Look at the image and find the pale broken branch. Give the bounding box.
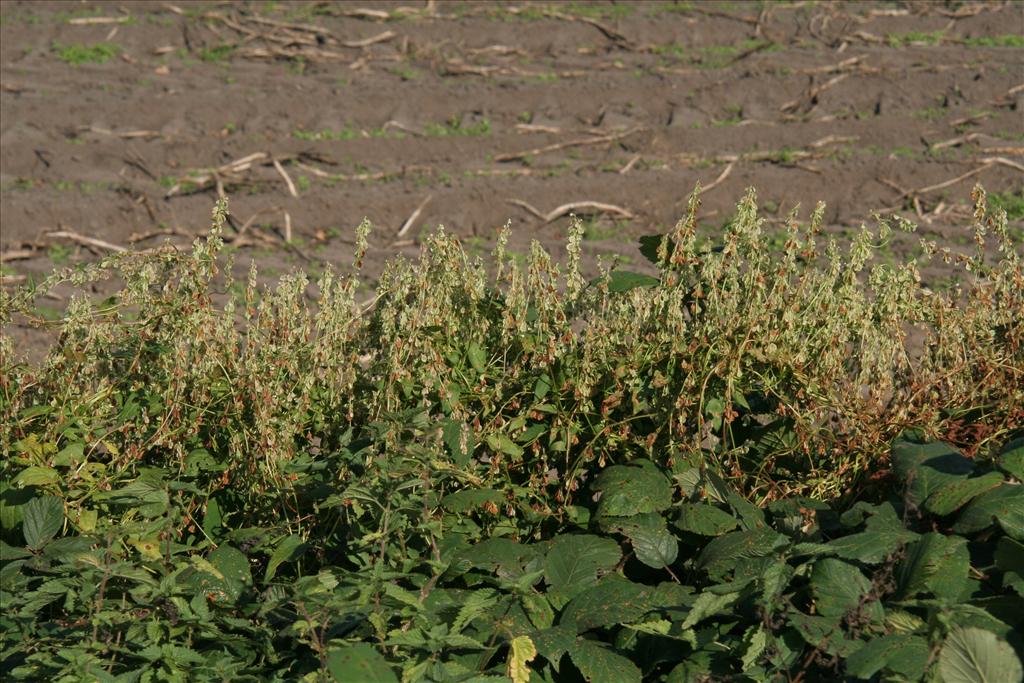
[507,199,546,220]
[543,201,633,224]
[45,230,127,253]
[495,127,643,162]
[273,158,299,198]
[396,195,433,238]
[699,162,735,194]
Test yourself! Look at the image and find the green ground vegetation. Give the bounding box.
[1,186,1021,681]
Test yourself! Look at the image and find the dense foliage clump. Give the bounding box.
[1,186,1021,681]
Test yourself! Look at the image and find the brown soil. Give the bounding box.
[2,1,1022,357]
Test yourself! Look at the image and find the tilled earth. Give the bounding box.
[1,0,1022,355]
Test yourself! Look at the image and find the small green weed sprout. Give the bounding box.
[52,42,121,65]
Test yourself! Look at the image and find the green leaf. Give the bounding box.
[627,522,678,570]
[680,589,742,630]
[926,472,1005,516]
[327,643,398,683]
[192,545,252,604]
[638,234,665,266]
[507,635,536,683]
[995,537,1024,596]
[845,634,929,679]
[938,627,1022,683]
[811,558,879,620]
[997,438,1024,480]
[826,528,918,564]
[696,528,788,581]
[544,535,621,604]
[676,503,738,536]
[954,485,1024,539]
[605,270,659,293]
[561,575,651,632]
[534,374,552,401]
[531,625,576,671]
[897,533,970,601]
[569,638,642,683]
[486,433,524,459]
[593,461,673,518]
[442,420,474,467]
[14,466,59,488]
[789,612,862,658]
[467,342,487,373]
[605,512,678,569]
[891,440,974,508]
[265,535,305,582]
[442,489,503,513]
[22,496,63,549]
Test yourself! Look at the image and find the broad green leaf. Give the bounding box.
[845,634,929,679]
[569,638,642,683]
[605,270,659,293]
[811,558,878,619]
[544,534,620,604]
[926,472,1005,516]
[997,437,1024,480]
[676,503,738,536]
[605,512,678,569]
[938,627,1022,683]
[531,625,576,671]
[452,589,498,634]
[897,533,970,601]
[442,488,503,513]
[638,234,666,266]
[954,485,1024,539]
[891,440,974,508]
[522,592,554,630]
[193,545,252,604]
[460,538,537,575]
[327,643,398,683]
[442,420,475,467]
[826,528,918,564]
[22,496,63,549]
[15,466,59,488]
[534,374,552,401]
[561,575,651,632]
[627,522,678,570]
[995,537,1024,596]
[789,611,862,658]
[593,461,673,518]
[680,589,742,630]
[467,342,487,373]
[696,528,788,580]
[265,535,305,582]
[507,635,536,683]
[486,433,524,460]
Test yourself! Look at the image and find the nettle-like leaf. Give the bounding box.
[676,503,739,536]
[327,643,398,683]
[592,461,673,518]
[892,439,975,508]
[560,575,651,632]
[997,438,1024,480]
[896,533,970,602]
[925,472,1005,517]
[22,496,63,550]
[810,558,881,621]
[953,485,1024,539]
[604,512,678,569]
[938,627,1023,683]
[844,634,929,680]
[569,638,642,683]
[544,534,621,605]
[696,528,788,581]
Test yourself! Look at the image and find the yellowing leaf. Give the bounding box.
[507,635,536,683]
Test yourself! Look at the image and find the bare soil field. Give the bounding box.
[1,0,1022,354]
